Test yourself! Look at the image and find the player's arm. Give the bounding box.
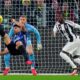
[8,26,14,37]
[52,22,59,37]
[65,20,80,29]
[27,24,42,50]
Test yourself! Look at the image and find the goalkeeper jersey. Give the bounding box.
[9,23,41,44]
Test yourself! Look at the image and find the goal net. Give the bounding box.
[0,0,79,74]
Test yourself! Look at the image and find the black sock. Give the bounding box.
[0,24,5,37]
[18,45,28,61]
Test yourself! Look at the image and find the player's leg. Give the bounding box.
[60,51,77,69]
[4,53,10,69]
[15,41,32,64]
[73,56,80,65]
[73,48,80,65]
[60,51,77,75]
[60,42,78,75]
[0,47,11,75]
[26,40,37,76]
[0,25,11,45]
[60,42,77,68]
[3,50,11,75]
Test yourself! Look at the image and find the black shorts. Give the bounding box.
[6,41,22,55]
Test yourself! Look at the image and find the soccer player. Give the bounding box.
[0,24,32,65]
[3,15,42,76]
[53,14,80,75]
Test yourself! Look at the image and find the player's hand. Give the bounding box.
[37,43,42,50]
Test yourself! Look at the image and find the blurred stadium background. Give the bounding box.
[0,0,80,75]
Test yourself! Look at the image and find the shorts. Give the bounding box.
[6,41,22,55]
[62,36,80,56]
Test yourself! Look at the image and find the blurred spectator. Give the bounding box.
[22,0,31,7]
[45,0,55,27]
[22,0,37,25]
[1,0,12,16]
[62,2,69,19]
[12,0,23,19]
[52,0,58,10]
[68,1,78,22]
[4,0,12,10]
[45,0,52,7]
[36,0,44,7]
[35,0,47,27]
[0,0,13,24]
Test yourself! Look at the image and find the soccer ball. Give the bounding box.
[0,15,3,23]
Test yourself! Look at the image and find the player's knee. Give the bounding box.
[16,41,23,48]
[60,52,63,57]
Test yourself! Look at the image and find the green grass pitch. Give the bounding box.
[0,75,80,80]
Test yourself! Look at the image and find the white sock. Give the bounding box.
[60,52,77,69]
[74,58,80,65]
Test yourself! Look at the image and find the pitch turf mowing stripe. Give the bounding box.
[0,75,80,80]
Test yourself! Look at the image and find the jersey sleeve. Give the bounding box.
[53,22,59,33]
[26,24,41,44]
[8,27,14,38]
[65,20,80,29]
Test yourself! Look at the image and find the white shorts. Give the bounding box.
[62,36,80,56]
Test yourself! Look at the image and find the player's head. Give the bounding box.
[13,24,21,34]
[58,14,64,24]
[19,15,27,24]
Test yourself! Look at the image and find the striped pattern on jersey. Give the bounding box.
[57,22,76,42]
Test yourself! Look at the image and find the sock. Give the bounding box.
[60,52,77,69]
[18,45,28,61]
[0,24,5,37]
[4,53,10,68]
[29,53,35,69]
[74,58,80,65]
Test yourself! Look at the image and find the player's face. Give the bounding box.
[14,26,21,34]
[19,17,27,24]
[58,14,64,24]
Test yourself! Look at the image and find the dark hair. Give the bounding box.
[13,24,20,28]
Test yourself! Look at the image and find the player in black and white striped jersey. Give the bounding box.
[53,14,80,75]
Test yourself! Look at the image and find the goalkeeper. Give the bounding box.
[3,15,42,76]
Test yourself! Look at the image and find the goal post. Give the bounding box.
[0,0,79,75]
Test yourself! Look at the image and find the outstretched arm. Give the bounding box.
[27,24,42,50]
[8,27,14,37]
[65,20,80,29]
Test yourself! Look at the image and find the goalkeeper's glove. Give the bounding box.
[37,43,42,50]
